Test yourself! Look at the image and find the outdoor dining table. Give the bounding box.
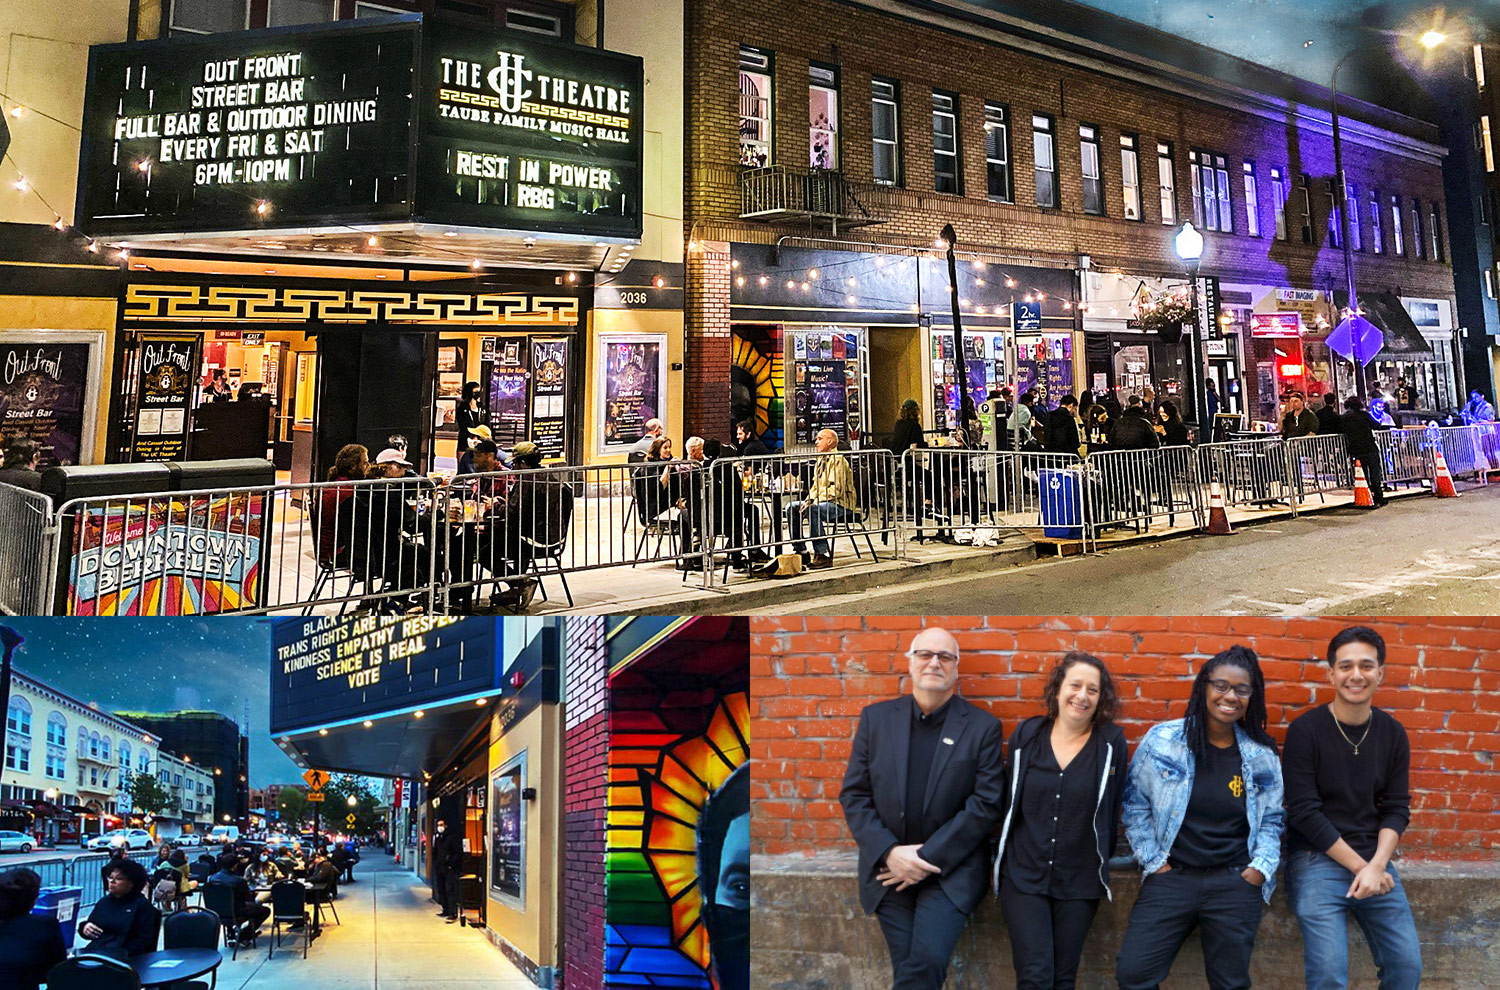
[128,948,223,988]
[254,878,328,936]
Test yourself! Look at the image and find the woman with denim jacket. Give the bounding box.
[1115,645,1284,990]
[992,651,1129,990]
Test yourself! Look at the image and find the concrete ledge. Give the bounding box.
[750,853,1500,989]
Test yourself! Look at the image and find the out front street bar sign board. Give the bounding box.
[77,16,644,240]
[270,615,499,734]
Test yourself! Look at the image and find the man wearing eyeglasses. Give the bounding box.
[839,627,1005,990]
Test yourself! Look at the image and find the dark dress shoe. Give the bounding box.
[809,555,833,569]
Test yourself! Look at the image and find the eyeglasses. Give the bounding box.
[1208,679,1253,699]
[908,650,959,666]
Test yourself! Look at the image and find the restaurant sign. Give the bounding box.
[77,16,644,240]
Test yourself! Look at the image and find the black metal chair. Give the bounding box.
[268,880,311,959]
[45,954,140,990]
[199,883,253,960]
[162,906,222,990]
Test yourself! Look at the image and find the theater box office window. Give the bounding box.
[75,15,644,474]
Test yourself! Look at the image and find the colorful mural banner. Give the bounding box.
[66,492,266,615]
[606,671,749,990]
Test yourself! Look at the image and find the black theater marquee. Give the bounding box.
[76,15,644,242]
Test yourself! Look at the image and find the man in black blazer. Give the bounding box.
[1340,396,1388,507]
[839,627,1005,990]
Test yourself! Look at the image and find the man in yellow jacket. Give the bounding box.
[788,428,858,569]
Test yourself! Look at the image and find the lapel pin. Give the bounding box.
[942,737,955,745]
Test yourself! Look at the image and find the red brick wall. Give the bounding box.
[563,616,609,990]
[750,615,1500,861]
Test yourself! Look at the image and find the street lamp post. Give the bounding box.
[1330,31,1445,399]
[939,224,971,436]
[1174,222,1208,440]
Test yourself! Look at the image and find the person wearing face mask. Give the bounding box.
[1115,646,1284,990]
[245,850,284,904]
[431,820,464,923]
[992,652,1128,990]
[698,764,749,990]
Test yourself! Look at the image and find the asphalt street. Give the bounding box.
[773,484,1500,616]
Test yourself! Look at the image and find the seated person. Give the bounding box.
[206,853,270,945]
[244,851,283,904]
[456,424,496,475]
[480,441,573,609]
[704,439,765,570]
[787,429,858,570]
[663,437,707,568]
[79,859,161,960]
[350,448,431,610]
[0,867,67,990]
[304,850,341,933]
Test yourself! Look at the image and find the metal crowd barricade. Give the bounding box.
[1429,424,1490,485]
[704,449,900,582]
[433,459,709,611]
[1084,445,1203,539]
[0,482,53,615]
[1282,433,1350,506]
[1375,429,1432,489]
[70,848,157,911]
[49,475,443,617]
[1195,437,1296,511]
[895,448,1090,545]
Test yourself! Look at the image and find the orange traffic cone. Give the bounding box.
[1204,481,1233,535]
[1432,448,1460,498]
[1352,460,1375,508]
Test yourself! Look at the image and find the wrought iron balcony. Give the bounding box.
[739,165,882,232]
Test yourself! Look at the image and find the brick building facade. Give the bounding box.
[749,615,1500,861]
[684,0,1464,446]
[562,616,609,990]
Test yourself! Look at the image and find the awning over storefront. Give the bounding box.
[1336,291,1435,361]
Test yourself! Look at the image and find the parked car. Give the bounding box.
[174,832,203,847]
[208,825,241,845]
[86,828,153,851]
[0,830,35,853]
[264,833,294,848]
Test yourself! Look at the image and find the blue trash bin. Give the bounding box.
[33,885,83,950]
[1039,468,1084,539]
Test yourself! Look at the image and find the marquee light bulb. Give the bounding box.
[688,239,700,251]
[801,282,810,292]
[12,177,27,192]
[735,276,745,287]
[53,218,66,231]
[7,105,23,119]
[847,277,856,286]
[254,201,270,215]
[414,710,424,719]
[653,275,665,288]
[1006,278,1017,288]
[808,268,819,279]
[1037,293,1045,300]
[566,271,577,283]
[471,258,483,269]
[367,235,378,247]
[730,259,740,268]
[975,278,985,286]
[1023,294,1033,303]
[847,294,856,304]
[786,280,795,290]
[136,160,151,172]
[759,276,769,286]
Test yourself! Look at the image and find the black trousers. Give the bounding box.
[1351,451,1387,505]
[872,882,969,990]
[434,868,453,915]
[1115,866,1264,990]
[999,883,1100,990]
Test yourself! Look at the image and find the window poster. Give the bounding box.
[789,330,862,445]
[130,334,200,462]
[490,753,525,902]
[1014,335,1074,411]
[598,334,665,454]
[488,337,530,448]
[0,340,92,467]
[530,338,569,460]
[434,341,467,437]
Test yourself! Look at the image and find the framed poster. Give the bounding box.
[490,751,526,905]
[433,340,468,438]
[0,331,104,467]
[487,337,530,448]
[130,333,200,462]
[596,333,666,455]
[530,338,569,461]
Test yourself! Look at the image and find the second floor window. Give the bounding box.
[1371,189,1383,253]
[1430,202,1445,261]
[809,64,839,170]
[738,47,773,168]
[1119,134,1141,220]
[1298,175,1313,244]
[1391,194,1405,255]
[871,78,901,185]
[1033,114,1057,208]
[1411,200,1425,259]
[1347,183,1362,251]
[1157,142,1176,224]
[931,91,960,194]
[168,0,248,35]
[1079,124,1103,215]
[266,0,334,27]
[1191,151,1232,231]
[984,103,1012,202]
[1243,161,1259,236]
[1270,167,1287,240]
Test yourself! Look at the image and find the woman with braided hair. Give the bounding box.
[1115,645,1284,990]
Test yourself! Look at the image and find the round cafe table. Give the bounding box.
[129,948,223,988]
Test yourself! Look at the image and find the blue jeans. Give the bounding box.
[1286,850,1422,990]
[788,500,850,558]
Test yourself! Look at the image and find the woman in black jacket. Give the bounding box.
[0,867,67,990]
[993,652,1129,990]
[1157,400,1190,447]
[79,858,161,960]
[455,381,485,451]
[888,398,927,455]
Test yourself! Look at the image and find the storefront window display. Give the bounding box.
[1015,334,1074,410]
[929,330,1002,430]
[787,329,867,447]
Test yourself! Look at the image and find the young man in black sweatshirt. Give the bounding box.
[1282,625,1421,990]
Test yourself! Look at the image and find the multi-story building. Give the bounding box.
[149,749,217,838]
[112,710,250,826]
[1456,39,1500,401]
[2,669,160,844]
[683,0,1462,444]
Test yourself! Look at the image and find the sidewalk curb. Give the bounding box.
[557,539,1038,616]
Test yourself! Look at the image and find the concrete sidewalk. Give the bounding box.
[213,854,532,990]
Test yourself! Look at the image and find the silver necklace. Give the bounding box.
[1333,710,1373,755]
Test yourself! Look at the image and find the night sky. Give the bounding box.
[1075,0,1489,109]
[0,618,302,787]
